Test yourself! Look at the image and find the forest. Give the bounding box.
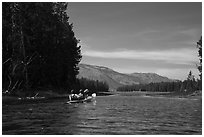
[2,3,82,96]
[117,69,202,94]
[74,78,109,94]
[2,2,110,97]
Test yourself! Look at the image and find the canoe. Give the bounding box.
[66,96,94,104]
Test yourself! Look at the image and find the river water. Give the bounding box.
[2,94,202,135]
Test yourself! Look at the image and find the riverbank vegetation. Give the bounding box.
[2,2,81,97]
[75,78,109,93]
[117,71,200,93]
[117,71,201,95]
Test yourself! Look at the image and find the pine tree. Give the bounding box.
[2,2,82,94]
[186,71,196,93]
[197,36,202,80]
[197,36,202,90]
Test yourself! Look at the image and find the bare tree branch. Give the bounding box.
[3,58,11,65]
[27,52,39,65]
[10,80,19,92]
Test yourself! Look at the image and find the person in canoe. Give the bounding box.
[68,89,74,101]
[78,89,84,99]
[77,89,91,100]
[83,89,89,98]
[69,89,83,100]
[68,89,80,100]
[68,89,91,101]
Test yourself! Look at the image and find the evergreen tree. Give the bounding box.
[2,2,81,94]
[197,36,202,90]
[197,36,202,80]
[187,71,194,81]
[117,81,183,93]
[75,78,109,93]
[186,71,195,92]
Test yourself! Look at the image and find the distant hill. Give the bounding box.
[77,64,175,91]
[129,72,174,83]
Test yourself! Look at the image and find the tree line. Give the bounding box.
[117,81,182,92]
[2,2,81,95]
[117,71,201,93]
[73,78,109,93]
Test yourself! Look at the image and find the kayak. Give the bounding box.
[66,95,95,104]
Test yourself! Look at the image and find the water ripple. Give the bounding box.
[2,95,202,135]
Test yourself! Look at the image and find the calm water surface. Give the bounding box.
[2,94,202,135]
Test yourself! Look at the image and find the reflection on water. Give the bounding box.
[2,94,202,135]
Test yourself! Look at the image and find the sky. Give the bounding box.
[67,2,202,80]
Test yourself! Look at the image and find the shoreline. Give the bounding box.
[113,90,202,99]
[2,91,113,105]
[2,90,201,105]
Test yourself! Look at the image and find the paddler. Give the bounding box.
[83,89,89,98]
[68,89,74,101]
[77,89,83,99]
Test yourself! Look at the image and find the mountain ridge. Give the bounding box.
[77,63,176,91]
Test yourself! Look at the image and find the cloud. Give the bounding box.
[83,48,198,65]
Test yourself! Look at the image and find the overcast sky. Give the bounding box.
[67,2,202,80]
